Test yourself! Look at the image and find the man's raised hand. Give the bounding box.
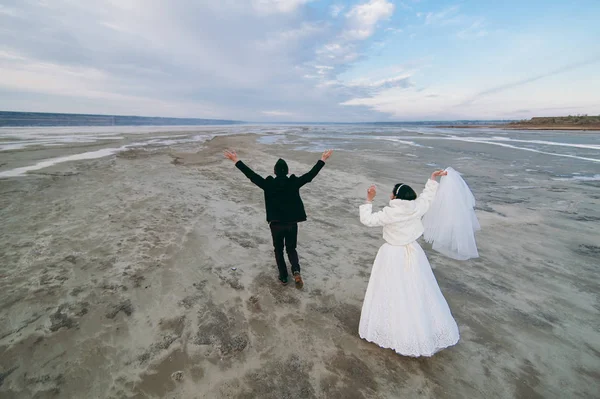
[321,149,333,162]
[224,150,239,163]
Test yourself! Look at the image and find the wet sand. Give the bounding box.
[1,132,599,398]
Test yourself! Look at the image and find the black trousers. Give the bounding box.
[269,222,300,279]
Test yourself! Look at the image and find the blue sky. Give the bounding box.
[0,0,598,121]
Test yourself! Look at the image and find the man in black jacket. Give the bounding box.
[224,149,333,288]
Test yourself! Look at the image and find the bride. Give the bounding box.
[358,170,461,357]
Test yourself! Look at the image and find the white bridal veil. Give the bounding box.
[422,167,480,260]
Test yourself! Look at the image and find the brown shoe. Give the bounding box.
[293,273,303,289]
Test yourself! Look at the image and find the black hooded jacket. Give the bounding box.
[235,159,325,223]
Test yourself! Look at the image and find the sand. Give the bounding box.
[1,132,599,398]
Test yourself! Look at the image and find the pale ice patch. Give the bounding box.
[0,148,123,178]
[486,136,600,150]
[448,137,600,163]
[552,174,600,182]
[0,134,214,178]
[258,135,289,145]
[389,139,424,147]
[0,135,126,151]
[128,134,213,147]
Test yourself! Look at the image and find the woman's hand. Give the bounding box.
[430,170,447,180]
[321,149,333,162]
[367,185,377,202]
[224,150,239,163]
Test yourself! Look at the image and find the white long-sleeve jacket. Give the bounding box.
[359,179,439,246]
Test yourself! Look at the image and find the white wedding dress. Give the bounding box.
[358,179,461,357]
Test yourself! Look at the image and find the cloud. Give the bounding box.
[0,0,391,121]
[461,56,600,105]
[262,110,294,116]
[347,74,413,91]
[0,50,224,117]
[315,0,394,69]
[457,19,488,39]
[3,0,594,122]
[425,5,460,26]
[256,22,326,51]
[0,0,406,121]
[252,0,314,15]
[0,4,18,17]
[343,0,395,40]
[341,53,600,120]
[330,4,345,18]
[422,5,489,41]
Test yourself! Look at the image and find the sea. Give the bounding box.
[1,112,599,181]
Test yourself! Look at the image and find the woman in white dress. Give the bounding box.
[358,170,460,357]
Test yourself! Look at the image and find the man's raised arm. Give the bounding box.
[224,150,266,189]
[296,150,333,187]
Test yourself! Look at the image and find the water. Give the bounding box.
[1,124,599,179]
[0,111,241,127]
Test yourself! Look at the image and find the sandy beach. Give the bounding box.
[1,127,599,398]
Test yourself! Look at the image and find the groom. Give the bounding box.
[224,149,333,288]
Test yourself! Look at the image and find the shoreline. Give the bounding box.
[436,124,600,131]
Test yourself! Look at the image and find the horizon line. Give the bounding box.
[0,110,522,125]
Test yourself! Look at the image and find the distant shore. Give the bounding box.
[438,116,600,131]
[437,124,600,131]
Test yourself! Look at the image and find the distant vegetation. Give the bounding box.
[510,115,600,126]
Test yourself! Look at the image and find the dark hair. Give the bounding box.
[274,159,288,177]
[392,183,417,201]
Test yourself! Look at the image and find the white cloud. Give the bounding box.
[315,0,394,68]
[0,50,26,61]
[4,0,592,122]
[0,5,18,16]
[343,0,395,40]
[0,52,223,117]
[315,41,359,64]
[348,74,413,90]
[457,19,488,39]
[0,0,358,121]
[330,4,345,18]
[386,27,403,34]
[315,65,335,75]
[256,22,326,50]
[425,5,460,26]
[252,0,313,15]
[342,86,459,119]
[423,6,489,42]
[342,58,600,120]
[262,110,294,116]
[0,0,406,121]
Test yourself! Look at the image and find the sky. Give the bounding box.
[0,0,599,122]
